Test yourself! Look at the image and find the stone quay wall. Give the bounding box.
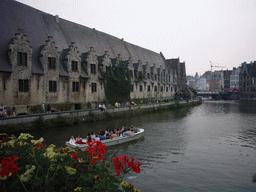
[0,100,201,125]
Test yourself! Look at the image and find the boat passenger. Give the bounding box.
[131,125,137,133]
[105,129,110,136]
[106,133,111,139]
[69,136,76,144]
[126,128,132,136]
[123,129,130,136]
[94,135,100,141]
[100,133,106,140]
[76,135,82,142]
[91,132,96,141]
[111,131,118,139]
[116,128,120,136]
[87,136,92,144]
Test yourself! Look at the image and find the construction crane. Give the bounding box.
[210,61,227,72]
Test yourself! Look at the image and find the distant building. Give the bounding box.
[239,62,256,99]
[223,70,232,89]
[196,76,209,92]
[186,75,196,89]
[202,70,223,92]
[230,67,241,89]
[166,58,187,91]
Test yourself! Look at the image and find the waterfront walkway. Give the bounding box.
[0,99,200,125]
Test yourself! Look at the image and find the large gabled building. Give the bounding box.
[239,61,256,99]
[0,0,186,109]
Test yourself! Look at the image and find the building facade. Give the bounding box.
[239,62,256,99]
[230,67,241,90]
[0,1,186,108]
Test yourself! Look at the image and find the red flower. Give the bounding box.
[70,152,79,160]
[85,141,107,165]
[0,155,19,178]
[34,142,46,150]
[112,155,141,177]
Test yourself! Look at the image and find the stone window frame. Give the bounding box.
[72,82,79,92]
[139,85,143,92]
[17,52,28,66]
[19,79,29,92]
[72,61,78,72]
[49,81,57,92]
[90,64,96,74]
[92,83,97,93]
[48,57,56,69]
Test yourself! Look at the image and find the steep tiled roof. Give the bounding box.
[1,0,166,74]
[0,0,48,74]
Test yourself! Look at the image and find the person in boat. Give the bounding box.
[99,132,106,140]
[87,133,91,140]
[91,132,96,141]
[126,128,132,136]
[111,131,118,139]
[105,129,110,136]
[122,128,130,136]
[131,125,137,133]
[105,133,111,139]
[94,135,100,141]
[76,135,82,142]
[86,136,92,144]
[69,136,76,144]
[116,128,121,136]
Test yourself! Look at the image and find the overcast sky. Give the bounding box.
[16,0,256,76]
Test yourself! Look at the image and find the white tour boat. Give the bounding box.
[65,128,144,151]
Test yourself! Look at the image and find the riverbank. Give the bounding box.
[0,99,202,133]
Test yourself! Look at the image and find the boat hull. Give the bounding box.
[65,128,144,151]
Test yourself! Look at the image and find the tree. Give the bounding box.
[104,61,131,104]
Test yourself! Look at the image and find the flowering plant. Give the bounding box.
[0,133,141,192]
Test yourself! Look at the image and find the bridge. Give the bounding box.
[197,92,239,100]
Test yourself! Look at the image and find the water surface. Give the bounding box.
[32,101,256,192]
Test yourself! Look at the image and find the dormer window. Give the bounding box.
[17,52,27,66]
[72,61,78,72]
[48,57,56,69]
[91,64,96,74]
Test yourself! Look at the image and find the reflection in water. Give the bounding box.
[32,101,256,192]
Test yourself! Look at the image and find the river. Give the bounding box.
[31,100,256,192]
